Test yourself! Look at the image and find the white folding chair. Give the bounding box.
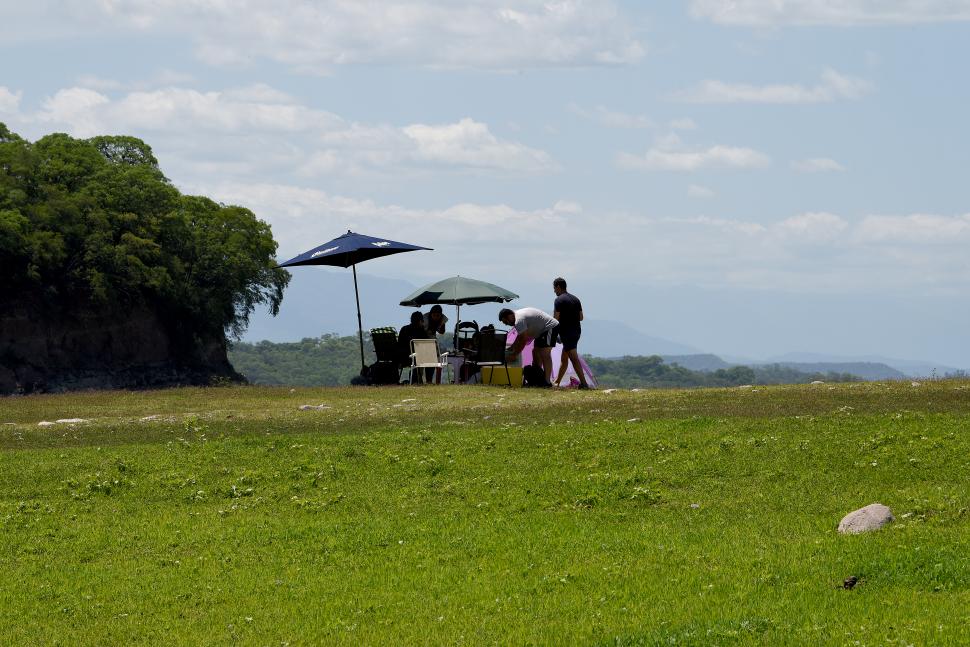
[407,338,451,384]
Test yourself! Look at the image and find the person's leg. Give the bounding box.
[554,347,569,386]
[539,347,554,383]
[567,348,589,387]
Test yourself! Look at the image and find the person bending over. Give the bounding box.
[423,304,448,339]
[499,307,558,384]
[552,277,589,389]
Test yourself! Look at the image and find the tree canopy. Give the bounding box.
[0,124,289,341]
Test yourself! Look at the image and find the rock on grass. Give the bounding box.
[838,503,894,534]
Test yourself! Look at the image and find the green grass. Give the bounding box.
[2,381,970,644]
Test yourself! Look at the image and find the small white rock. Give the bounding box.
[811,380,825,385]
[911,381,921,387]
[627,418,640,423]
[55,418,88,424]
[602,389,617,394]
[38,421,55,427]
[298,404,330,411]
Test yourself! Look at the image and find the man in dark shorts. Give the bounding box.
[499,307,558,384]
[552,277,589,389]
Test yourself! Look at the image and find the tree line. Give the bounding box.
[229,334,861,388]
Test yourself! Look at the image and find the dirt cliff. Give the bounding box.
[0,300,241,394]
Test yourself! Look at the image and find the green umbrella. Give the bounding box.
[400,275,518,307]
[399,275,519,348]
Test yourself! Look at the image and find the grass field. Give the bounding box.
[2,381,969,645]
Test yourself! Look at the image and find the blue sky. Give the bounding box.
[2,1,968,366]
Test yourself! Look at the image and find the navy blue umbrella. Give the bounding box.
[278,231,432,371]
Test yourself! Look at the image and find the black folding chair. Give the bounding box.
[369,327,403,384]
[467,329,511,386]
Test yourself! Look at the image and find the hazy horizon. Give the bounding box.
[242,269,969,370]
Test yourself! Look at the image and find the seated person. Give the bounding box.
[422,304,449,382]
[398,311,427,383]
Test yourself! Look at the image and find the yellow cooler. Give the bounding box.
[481,366,523,387]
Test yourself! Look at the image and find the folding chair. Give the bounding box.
[454,320,480,383]
[407,338,451,384]
[369,327,404,384]
[468,329,510,386]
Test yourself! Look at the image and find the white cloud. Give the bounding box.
[618,135,770,171]
[74,70,197,92]
[774,212,848,243]
[689,0,970,26]
[674,69,872,104]
[5,1,644,71]
[638,211,970,291]
[792,157,846,173]
[403,119,557,172]
[191,181,583,278]
[854,213,970,243]
[0,87,22,114]
[669,118,698,130]
[569,103,653,129]
[74,75,125,91]
[34,86,342,138]
[176,177,970,294]
[21,84,555,176]
[38,88,111,136]
[687,184,715,198]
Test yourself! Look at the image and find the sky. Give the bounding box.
[1,1,968,367]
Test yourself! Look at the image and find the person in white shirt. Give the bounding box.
[499,307,558,384]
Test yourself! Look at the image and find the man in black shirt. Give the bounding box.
[552,277,590,389]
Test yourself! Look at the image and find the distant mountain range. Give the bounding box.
[578,320,702,357]
[762,352,963,379]
[658,355,906,380]
[243,271,963,380]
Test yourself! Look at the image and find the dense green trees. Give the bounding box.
[0,123,288,341]
[229,335,374,387]
[587,356,860,389]
[229,334,861,388]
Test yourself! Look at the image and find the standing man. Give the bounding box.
[499,307,558,385]
[552,277,589,389]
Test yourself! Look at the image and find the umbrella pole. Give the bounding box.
[454,303,461,350]
[352,264,365,372]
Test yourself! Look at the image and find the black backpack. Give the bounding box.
[522,364,550,388]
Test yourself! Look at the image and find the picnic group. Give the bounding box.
[396,277,591,389]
